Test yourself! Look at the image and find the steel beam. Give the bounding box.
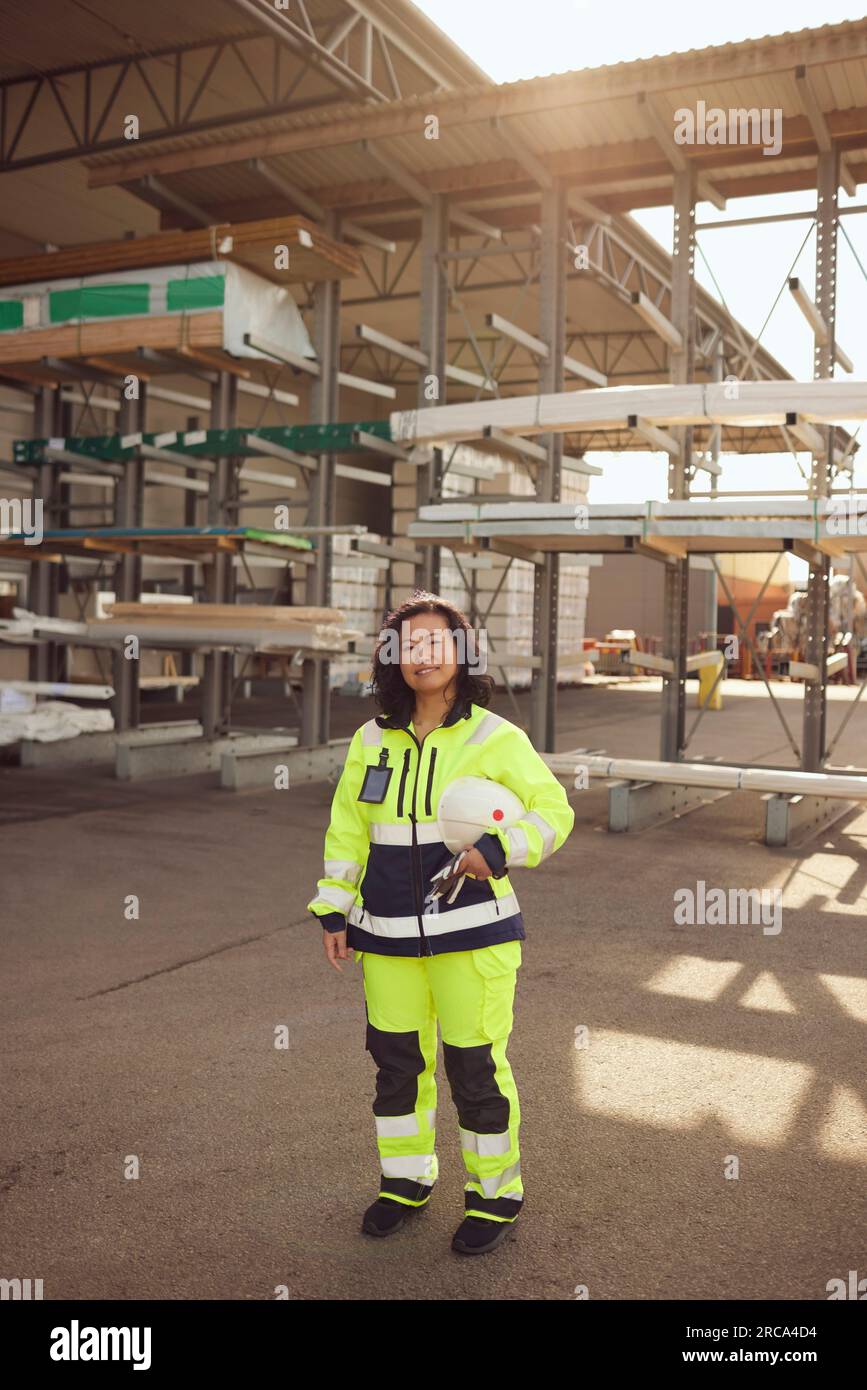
[111,387,146,732]
[530,182,566,752]
[0,37,350,173]
[609,778,729,832]
[660,167,696,763]
[200,373,238,740]
[131,175,214,227]
[249,157,395,252]
[802,148,838,771]
[228,0,386,100]
[764,791,855,847]
[26,387,61,683]
[417,193,449,594]
[220,736,305,789]
[302,209,342,748]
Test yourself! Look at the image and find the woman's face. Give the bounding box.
[399,610,459,701]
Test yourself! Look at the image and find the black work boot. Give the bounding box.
[451,1214,516,1255]
[361,1183,433,1237]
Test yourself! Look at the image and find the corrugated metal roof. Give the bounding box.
[0,0,255,80]
[82,14,867,218]
[454,17,867,88]
[0,0,488,86]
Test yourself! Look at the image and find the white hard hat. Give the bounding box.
[436,776,526,853]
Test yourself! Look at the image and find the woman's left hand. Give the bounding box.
[459,846,492,880]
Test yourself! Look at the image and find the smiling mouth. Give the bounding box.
[416,665,439,675]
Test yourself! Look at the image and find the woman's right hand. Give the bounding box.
[323,927,352,972]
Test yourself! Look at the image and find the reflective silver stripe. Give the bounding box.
[380,1154,436,1179]
[370,821,445,846]
[525,810,556,857]
[349,892,519,938]
[361,719,383,746]
[504,824,531,867]
[324,860,362,884]
[479,1160,522,1198]
[311,884,356,913]
[375,1109,436,1139]
[459,1128,512,1157]
[464,711,505,745]
[376,1113,418,1138]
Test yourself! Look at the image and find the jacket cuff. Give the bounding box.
[473,831,508,878]
[310,909,347,933]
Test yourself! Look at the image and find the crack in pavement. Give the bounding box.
[79,917,311,1000]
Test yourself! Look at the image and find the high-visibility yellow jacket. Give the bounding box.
[307,696,575,956]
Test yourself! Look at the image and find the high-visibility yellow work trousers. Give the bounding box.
[356,939,523,1224]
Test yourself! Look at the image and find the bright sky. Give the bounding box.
[413,0,867,554]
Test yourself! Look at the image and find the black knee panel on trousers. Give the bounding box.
[365,1022,426,1116]
[443,1041,510,1133]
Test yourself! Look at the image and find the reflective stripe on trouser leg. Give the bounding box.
[362,953,439,1207]
[443,1035,523,1221]
[432,942,523,1223]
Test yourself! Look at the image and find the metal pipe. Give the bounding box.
[545,753,867,800]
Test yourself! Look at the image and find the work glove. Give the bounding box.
[426,849,469,905]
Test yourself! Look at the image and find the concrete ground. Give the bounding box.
[1,678,865,1301]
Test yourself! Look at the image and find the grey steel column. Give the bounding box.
[802,147,838,770]
[201,372,237,739]
[660,168,696,762]
[417,192,448,595]
[27,386,61,682]
[112,385,146,731]
[181,412,201,679]
[705,339,723,642]
[530,181,566,752]
[302,209,341,747]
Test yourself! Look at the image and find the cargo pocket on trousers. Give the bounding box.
[470,941,522,1041]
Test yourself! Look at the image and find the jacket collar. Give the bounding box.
[375,695,473,731]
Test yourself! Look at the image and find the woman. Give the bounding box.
[307,590,575,1255]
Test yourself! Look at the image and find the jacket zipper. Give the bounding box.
[406,728,433,957]
[424,747,437,816]
[396,749,410,818]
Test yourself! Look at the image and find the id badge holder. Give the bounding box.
[357,749,393,804]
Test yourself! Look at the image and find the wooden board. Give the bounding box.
[105,603,346,625]
[392,379,867,445]
[0,216,360,289]
[0,311,224,369]
[0,529,310,563]
[89,620,351,651]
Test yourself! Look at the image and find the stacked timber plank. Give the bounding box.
[328,534,389,691]
[391,380,867,445]
[391,451,590,689]
[0,307,227,372]
[407,496,867,557]
[89,602,355,652]
[0,258,315,374]
[0,217,361,289]
[0,214,356,374]
[0,526,313,563]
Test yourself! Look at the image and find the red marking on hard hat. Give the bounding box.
[492,808,504,820]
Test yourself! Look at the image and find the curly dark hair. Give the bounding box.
[370,588,496,727]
